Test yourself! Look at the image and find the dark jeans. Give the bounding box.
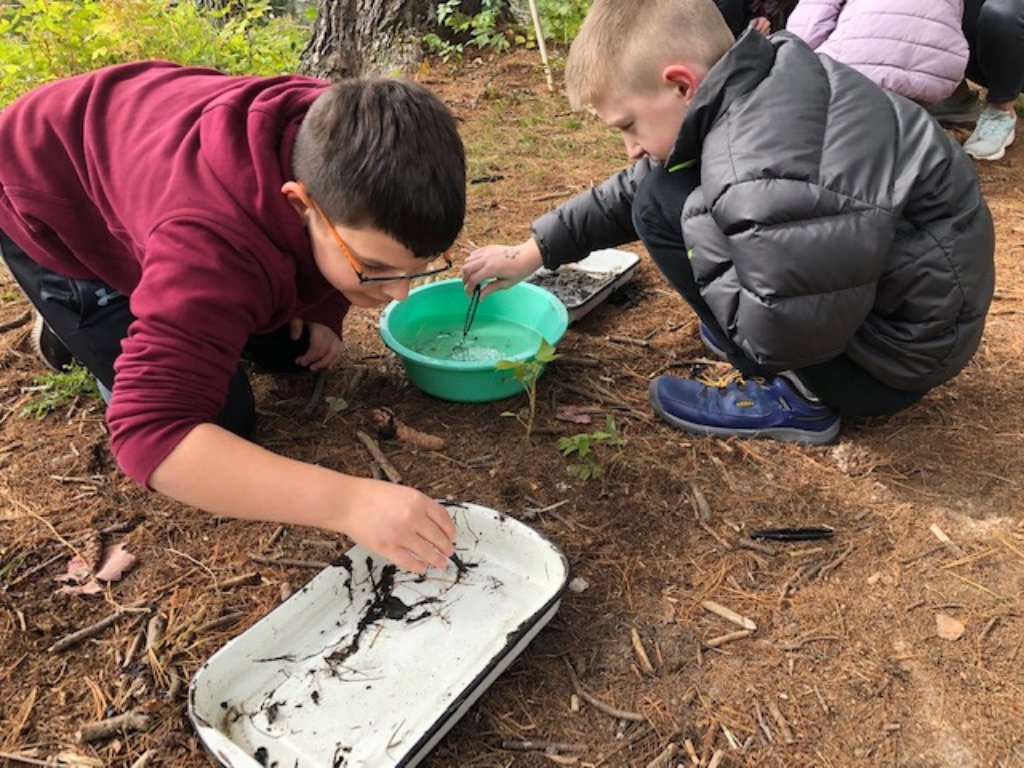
[0,230,309,436]
[630,164,925,417]
[963,0,1024,103]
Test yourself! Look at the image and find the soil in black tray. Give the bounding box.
[529,269,612,307]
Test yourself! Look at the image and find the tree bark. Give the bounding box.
[300,0,438,79]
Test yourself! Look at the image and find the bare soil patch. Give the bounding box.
[2,51,1023,767]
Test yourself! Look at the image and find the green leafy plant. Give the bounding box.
[20,365,100,419]
[0,0,306,107]
[425,0,512,63]
[496,338,559,436]
[557,414,626,480]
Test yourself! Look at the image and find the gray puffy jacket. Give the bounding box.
[533,31,995,391]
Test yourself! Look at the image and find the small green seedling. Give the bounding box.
[557,414,627,481]
[496,338,559,436]
[20,364,99,419]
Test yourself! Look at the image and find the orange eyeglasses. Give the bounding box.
[308,197,452,284]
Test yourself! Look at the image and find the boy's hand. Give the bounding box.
[291,318,344,371]
[342,479,457,574]
[462,237,544,299]
[749,16,771,35]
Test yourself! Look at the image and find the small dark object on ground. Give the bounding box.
[750,526,835,541]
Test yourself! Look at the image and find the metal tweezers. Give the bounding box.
[462,284,482,339]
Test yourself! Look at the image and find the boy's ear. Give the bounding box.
[281,181,312,218]
[661,64,700,100]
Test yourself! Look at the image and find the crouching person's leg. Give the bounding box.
[629,171,840,445]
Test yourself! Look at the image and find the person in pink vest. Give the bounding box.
[786,0,969,105]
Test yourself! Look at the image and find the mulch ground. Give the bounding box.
[1,50,1023,768]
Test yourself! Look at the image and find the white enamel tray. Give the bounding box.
[528,248,641,323]
[188,502,569,768]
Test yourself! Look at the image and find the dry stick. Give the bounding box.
[698,520,734,551]
[356,430,403,483]
[766,699,796,745]
[0,310,31,334]
[300,369,330,420]
[630,627,657,675]
[122,626,146,669]
[707,749,726,768]
[250,554,330,570]
[645,743,679,768]
[683,739,699,764]
[754,701,773,743]
[76,710,152,743]
[608,334,650,348]
[0,752,59,767]
[819,542,854,579]
[186,611,246,642]
[372,408,445,451]
[704,629,752,649]
[525,0,554,91]
[130,750,155,768]
[558,355,601,368]
[702,600,757,631]
[499,740,586,754]
[929,522,965,557]
[49,599,150,653]
[592,723,656,768]
[565,660,646,722]
[691,482,712,522]
[736,536,777,557]
[218,571,261,590]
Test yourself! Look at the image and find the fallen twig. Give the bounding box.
[49,599,150,653]
[608,334,650,348]
[250,555,330,570]
[0,310,31,334]
[701,600,757,631]
[76,710,152,743]
[929,522,965,557]
[300,369,330,420]
[766,699,796,744]
[356,430,403,483]
[0,751,59,767]
[645,743,678,768]
[371,408,445,451]
[630,627,656,675]
[499,740,586,754]
[218,571,262,590]
[691,483,712,522]
[565,659,646,722]
[704,629,752,648]
[130,750,155,768]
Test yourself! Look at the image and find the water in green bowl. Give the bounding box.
[405,314,543,363]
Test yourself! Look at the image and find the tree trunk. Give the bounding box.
[300,0,437,79]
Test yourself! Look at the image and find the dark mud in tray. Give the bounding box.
[528,269,613,308]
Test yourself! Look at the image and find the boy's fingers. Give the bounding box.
[427,504,457,543]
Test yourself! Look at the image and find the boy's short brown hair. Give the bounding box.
[566,0,734,110]
[293,78,465,259]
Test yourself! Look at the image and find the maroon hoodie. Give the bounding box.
[0,61,350,486]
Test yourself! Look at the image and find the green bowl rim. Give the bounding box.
[378,279,568,371]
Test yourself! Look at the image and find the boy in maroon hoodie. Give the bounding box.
[0,62,465,573]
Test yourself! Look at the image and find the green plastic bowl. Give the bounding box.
[379,279,568,402]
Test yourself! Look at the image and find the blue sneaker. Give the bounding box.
[699,322,728,359]
[648,371,840,444]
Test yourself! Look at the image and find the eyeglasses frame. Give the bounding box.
[308,196,452,284]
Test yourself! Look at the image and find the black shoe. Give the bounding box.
[30,313,75,371]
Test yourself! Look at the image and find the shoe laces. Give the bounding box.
[695,368,751,390]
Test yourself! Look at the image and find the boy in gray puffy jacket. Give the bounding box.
[461,0,995,445]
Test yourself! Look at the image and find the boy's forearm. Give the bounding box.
[149,422,348,532]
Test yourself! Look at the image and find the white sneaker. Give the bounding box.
[964,106,1017,161]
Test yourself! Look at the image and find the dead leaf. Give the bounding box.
[936,613,965,641]
[555,405,594,424]
[56,542,138,596]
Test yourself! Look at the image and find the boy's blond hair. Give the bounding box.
[566,0,735,109]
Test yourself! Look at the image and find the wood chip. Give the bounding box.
[936,613,966,641]
[701,600,757,631]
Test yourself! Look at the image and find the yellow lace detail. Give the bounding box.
[694,368,746,388]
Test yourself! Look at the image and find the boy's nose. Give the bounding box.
[624,136,646,160]
[381,280,411,302]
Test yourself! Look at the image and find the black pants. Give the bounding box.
[963,0,1024,103]
[630,164,925,417]
[0,230,309,437]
